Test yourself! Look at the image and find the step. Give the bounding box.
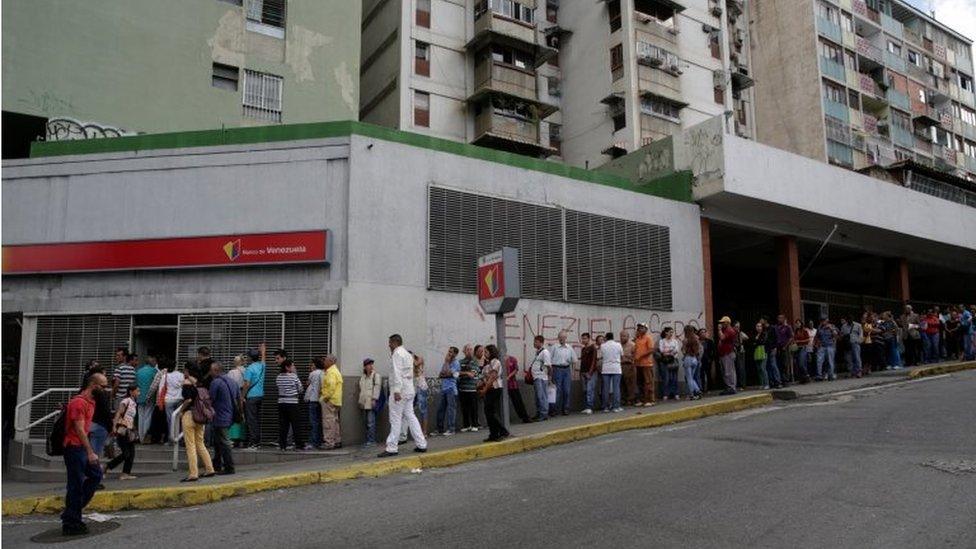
[7,465,173,483]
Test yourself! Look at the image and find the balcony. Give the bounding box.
[903,26,923,47]
[963,123,976,141]
[472,108,553,157]
[913,134,933,155]
[851,0,881,30]
[886,88,911,111]
[817,16,842,44]
[820,57,846,83]
[863,113,879,135]
[827,139,854,168]
[883,50,906,74]
[880,12,903,40]
[468,13,556,68]
[825,115,852,145]
[472,62,538,104]
[890,125,914,148]
[823,98,850,123]
[912,104,940,126]
[856,36,883,70]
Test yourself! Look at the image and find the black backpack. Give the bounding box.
[46,404,67,456]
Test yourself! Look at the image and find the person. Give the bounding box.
[762,320,783,388]
[717,317,738,394]
[793,320,811,383]
[772,315,794,385]
[481,345,510,442]
[208,361,239,475]
[378,334,427,457]
[900,305,922,367]
[242,343,267,450]
[634,323,657,406]
[60,372,107,536]
[504,355,532,423]
[733,321,748,390]
[579,332,598,414]
[105,384,139,480]
[358,359,382,445]
[921,309,941,364]
[658,327,680,399]
[682,326,702,400]
[961,305,975,361]
[549,331,576,416]
[275,359,304,451]
[879,311,901,369]
[159,361,185,441]
[815,317,839,381]
[320,355,343,449]
[845,317,864,378]
[304,357,326,450]
[435,347,460,436]
[865,313,885,375]
[753,322,772,390]
[413,354,430,438]
[620,330,636,406]
[226,355,247,447]
[178,363,215,482]
[529,335,551,421]
[458,345,481,432]
[698,328,716,393]
[945,310,961,361]
[81,362,112,460]
[135,354,158,443]
[112,353,138,410]
[600,332,624,413]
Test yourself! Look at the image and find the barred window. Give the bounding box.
[243,70,283,122]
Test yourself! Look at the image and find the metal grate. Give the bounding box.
[30,315,132,438]
[246,0,286,28]
[282,311,333,442]
[566,210,672,310]
[243,70,283,122]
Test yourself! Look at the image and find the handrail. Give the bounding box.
[14,388,78,432]
[171,407,185,471]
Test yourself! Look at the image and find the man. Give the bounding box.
[922,309,941,364]
[241,343,267,450]
[435,347,460,436]
[304,356,326,450]
[698,328,716,393]
[844,317,864,378]
[208,361,239,475]
[457,344,481,432]
[274,348,288,368]
[772,315,794,385]
[633,323,657,406]
[112,353,138,408]
[320,355,343,450]
[579,333,598,414]
[378,335,427,457]
[600,332,624,413]
[60,372,107,536]
[961,304,974,361]
[549,331,576,416]
[900,305,922,367]
[620,330,636,406]
[135,354,159,442]
[196,346,212,366]
[815,317,839,380]
[529,335,551,421]
[717,316,738,395]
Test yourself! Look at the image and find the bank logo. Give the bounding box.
[484,265,499,296]
[223,239,242,261]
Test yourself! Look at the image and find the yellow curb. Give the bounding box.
[2,394,771,516]
[907,360,976,379]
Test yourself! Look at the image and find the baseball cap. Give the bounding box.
[719,316,732,324]
[362,358,375,366]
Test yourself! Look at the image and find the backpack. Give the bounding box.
[191,387,215,424]
[46,403,68,456]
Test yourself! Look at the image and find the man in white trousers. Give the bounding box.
[378,334,428,457]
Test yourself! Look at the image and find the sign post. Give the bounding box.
[477,247,520,431]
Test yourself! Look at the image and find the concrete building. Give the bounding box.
[1,0,361,158]
[751,0,976,181]
[358,0,756,168]
[3,122,703,468]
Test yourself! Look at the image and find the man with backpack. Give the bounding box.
[59,372,108,536]
[208,361,239,475]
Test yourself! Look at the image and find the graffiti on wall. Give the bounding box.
[46,117,134,141]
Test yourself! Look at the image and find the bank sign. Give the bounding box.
[2,230,330,274]
[477,247,520,314]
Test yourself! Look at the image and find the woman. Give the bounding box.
[413,354,429,437]
[481,345,510,442]
[733,321,749,390]
[753,322,771,389]
[505,355,532,423]
[275,359,304,451]
[106,385,139,480]
[179,364,214,482]
[793,319,811,382]
[658,327,680,400]
[226,355,247,447]
[458,349,481,432]
[682,326,702,400]
[159,361,185,442]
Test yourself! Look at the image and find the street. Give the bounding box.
[5,371,975,548]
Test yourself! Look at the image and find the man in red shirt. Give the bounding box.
[717,316,738,395]
[61,372,107,536]
[922,309,942,364]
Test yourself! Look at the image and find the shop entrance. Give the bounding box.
[132,315,178,365]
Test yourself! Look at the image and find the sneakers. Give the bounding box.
[470,427,479,432]
[582,408,593,415]
[460,427,471,432]
[603,409,612,413]
[612,407,624,413]
[377,450,399,458]
[443,431,455,436]
[243,445,259,452]
[119,473,138,480]
[413,447,427,453]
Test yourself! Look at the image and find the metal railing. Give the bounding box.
[171,407,185,471]
[14,388,77,433]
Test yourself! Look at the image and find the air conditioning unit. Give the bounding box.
[734,29,745,45]
[668,26,680,35]
[669,63,683,74]
[650,56,664,67]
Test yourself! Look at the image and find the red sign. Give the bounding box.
[478,260,505,302]
[2,230,330,274]
[477,248,519,314]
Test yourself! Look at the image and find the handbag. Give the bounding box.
[753,345,767,361]
[523,366,534,385]
[156,378,167,411]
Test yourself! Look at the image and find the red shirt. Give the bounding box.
[923,314,941,335]
[718,327,738,357]
[63,394,95,448]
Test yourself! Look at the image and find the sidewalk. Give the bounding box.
[3,360,972,516]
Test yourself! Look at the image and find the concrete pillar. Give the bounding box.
[885,257,910,302]
[701,218,714,331]
[776,236,802,322]
[14,316,37,442]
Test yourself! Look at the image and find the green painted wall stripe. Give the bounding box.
[29,121,691,202]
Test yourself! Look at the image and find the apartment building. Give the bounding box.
[752,0,976,180]
[359,0,756,168]
[1,0,360,158]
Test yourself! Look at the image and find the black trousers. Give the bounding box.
[277,403,303,450]
[106,435,134,474]
[459,392,479,429]
[484,389,509,439]
[508,388,531,422]
[149,407,168,443]
[211,426,235,472]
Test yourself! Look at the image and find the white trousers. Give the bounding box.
[386,394,427,453]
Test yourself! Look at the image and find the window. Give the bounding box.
[475,0,534,24]
[891,110,910,131]
[931,60,945,78]
[634,0,675,27]
[917,87,927,104]
[714,87,725,104]
[818,39,842,63]
[608,0,621,32]
[416,0,431,28]
[709,31,721,60]
[610,44,624,80]
[490,96,532,121]
[887,41,901,55]
[549,123,562,155]
[641,96,681,121]
[841,12,854,32]
[817,1,838,24]
[848,89,860,109]
[485,44,534,70]
[415,41,430,76]
[612,109,626,131]
[242,69,283,122]
[637,42,679,69]
[547,76,561,97]
[822,79,846,104]
[960,73,974,93]
[908,50,920,66]
[414,90,430,127]
[211,62,239,91]
[246,0,286,29]
[961,106,976,126]
[844,50,857,70]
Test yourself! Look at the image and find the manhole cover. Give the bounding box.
[30,521,120,544]
[921,459,976,475]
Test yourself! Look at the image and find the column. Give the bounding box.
[884,257,910,302]
[776,236,802,322]
[701,218,714,331]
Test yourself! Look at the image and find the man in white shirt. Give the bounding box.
[530,335,552,421]
[599,332,624,413]
[378,334,428,457]
[549,330,577,416]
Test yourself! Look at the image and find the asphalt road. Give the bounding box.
[5,371,975,548]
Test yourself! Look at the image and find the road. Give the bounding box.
[5,371,975,548]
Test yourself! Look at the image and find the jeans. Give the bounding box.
[885,338,901,368]
[766,350,782,386]
[277,402,303,450]
[533,379,549,420]
[105,435,134,474]
[211,426,235,472]
[459,392,479,429]
[847,342,862,376]
[965,332,975,361]
[552,366,571,414]
[683,356,701,397]
[364,409,377,444]
[307,401,322,448]
[583,373,598,410]
[797,348,810,379]
[484,388,510,440]
[816,346,836,379]
[61,446,103,528]
[435,389,457,433]
[245,397,263,447]
[734,351,747,389]
[756,356,769,388]
[601,374,621,410]
[415,389,429,424]
[663,365,679,398]
[923,332,941,364]
[88,423,108,456]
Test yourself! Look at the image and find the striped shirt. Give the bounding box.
[276,372,303,404]
[114,364,136,393]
